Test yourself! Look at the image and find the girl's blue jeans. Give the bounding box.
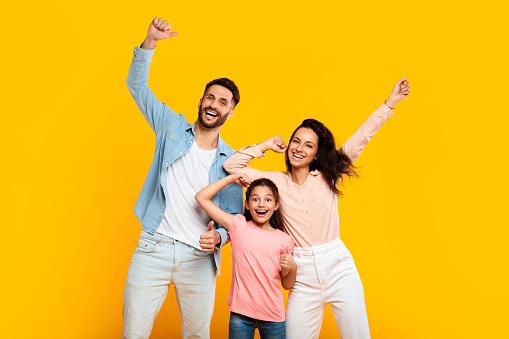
[229,312,286,339]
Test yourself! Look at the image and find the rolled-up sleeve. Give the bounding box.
[341,103,394,162]
[127,47,176,134]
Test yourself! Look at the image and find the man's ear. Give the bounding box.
[226,109,234,120]
[198,98,202,109]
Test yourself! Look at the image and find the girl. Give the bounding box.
[195,174,297,339]
[223,79,410,339]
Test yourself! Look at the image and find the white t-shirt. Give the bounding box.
[156,141,216,249]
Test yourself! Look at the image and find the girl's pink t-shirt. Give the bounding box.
[227,214,295,322]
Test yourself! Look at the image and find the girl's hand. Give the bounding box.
[231,173,251,188]
[280,248,297,273]
[258,136,287,153]
[385,78,410,108]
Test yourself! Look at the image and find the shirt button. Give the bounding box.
[161,213,164,216]
[189,141,192,144]
[170,135,173,138]
[180,152,182,154]
[166,163,168,165]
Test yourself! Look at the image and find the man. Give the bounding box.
[122,17,243,339]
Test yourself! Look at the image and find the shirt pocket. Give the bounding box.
[165,128,182,147]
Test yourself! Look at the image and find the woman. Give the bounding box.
[223,79,410,339]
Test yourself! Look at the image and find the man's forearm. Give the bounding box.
[141,37,157,50]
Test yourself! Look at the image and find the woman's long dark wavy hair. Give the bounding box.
[243,178,285,231]
[285,119,358,196]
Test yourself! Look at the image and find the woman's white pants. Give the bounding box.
[286,238,370,339]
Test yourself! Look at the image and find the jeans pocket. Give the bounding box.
[192,247,214,257]
[292,254,303,268]
[135,238,158,253]
[331,247,352,261]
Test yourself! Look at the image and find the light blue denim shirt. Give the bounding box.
[127,46,243,276]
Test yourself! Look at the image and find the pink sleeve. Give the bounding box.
[341,103,394,163]
[228,214,246,238]
[223,144,286,184]
[280,235,295,255]
[287,237,295,253]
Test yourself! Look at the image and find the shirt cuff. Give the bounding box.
[380,102,395,118]
[216,226,230,248]
[133,46,154,61]
[252,144,265,158]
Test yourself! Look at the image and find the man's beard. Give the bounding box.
[198,105,229,129]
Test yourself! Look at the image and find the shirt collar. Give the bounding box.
[284,169,321,178]
[189,122,228,156]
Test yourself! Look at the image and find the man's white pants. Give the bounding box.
[286,238,370,339]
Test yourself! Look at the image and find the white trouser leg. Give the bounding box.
[285,239,370,339]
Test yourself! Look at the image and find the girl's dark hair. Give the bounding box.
[243,178,285,231]
[285,119,358,196]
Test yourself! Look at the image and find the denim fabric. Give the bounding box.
[123,231,217,339]
[228,312,286,339]
[126,46,243,275]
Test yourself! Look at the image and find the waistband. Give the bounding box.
[140,229,192,246]
[293,238,344,257]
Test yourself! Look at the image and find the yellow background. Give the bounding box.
[1,0,508,338]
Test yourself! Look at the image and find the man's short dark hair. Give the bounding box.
[203,78,240,108]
